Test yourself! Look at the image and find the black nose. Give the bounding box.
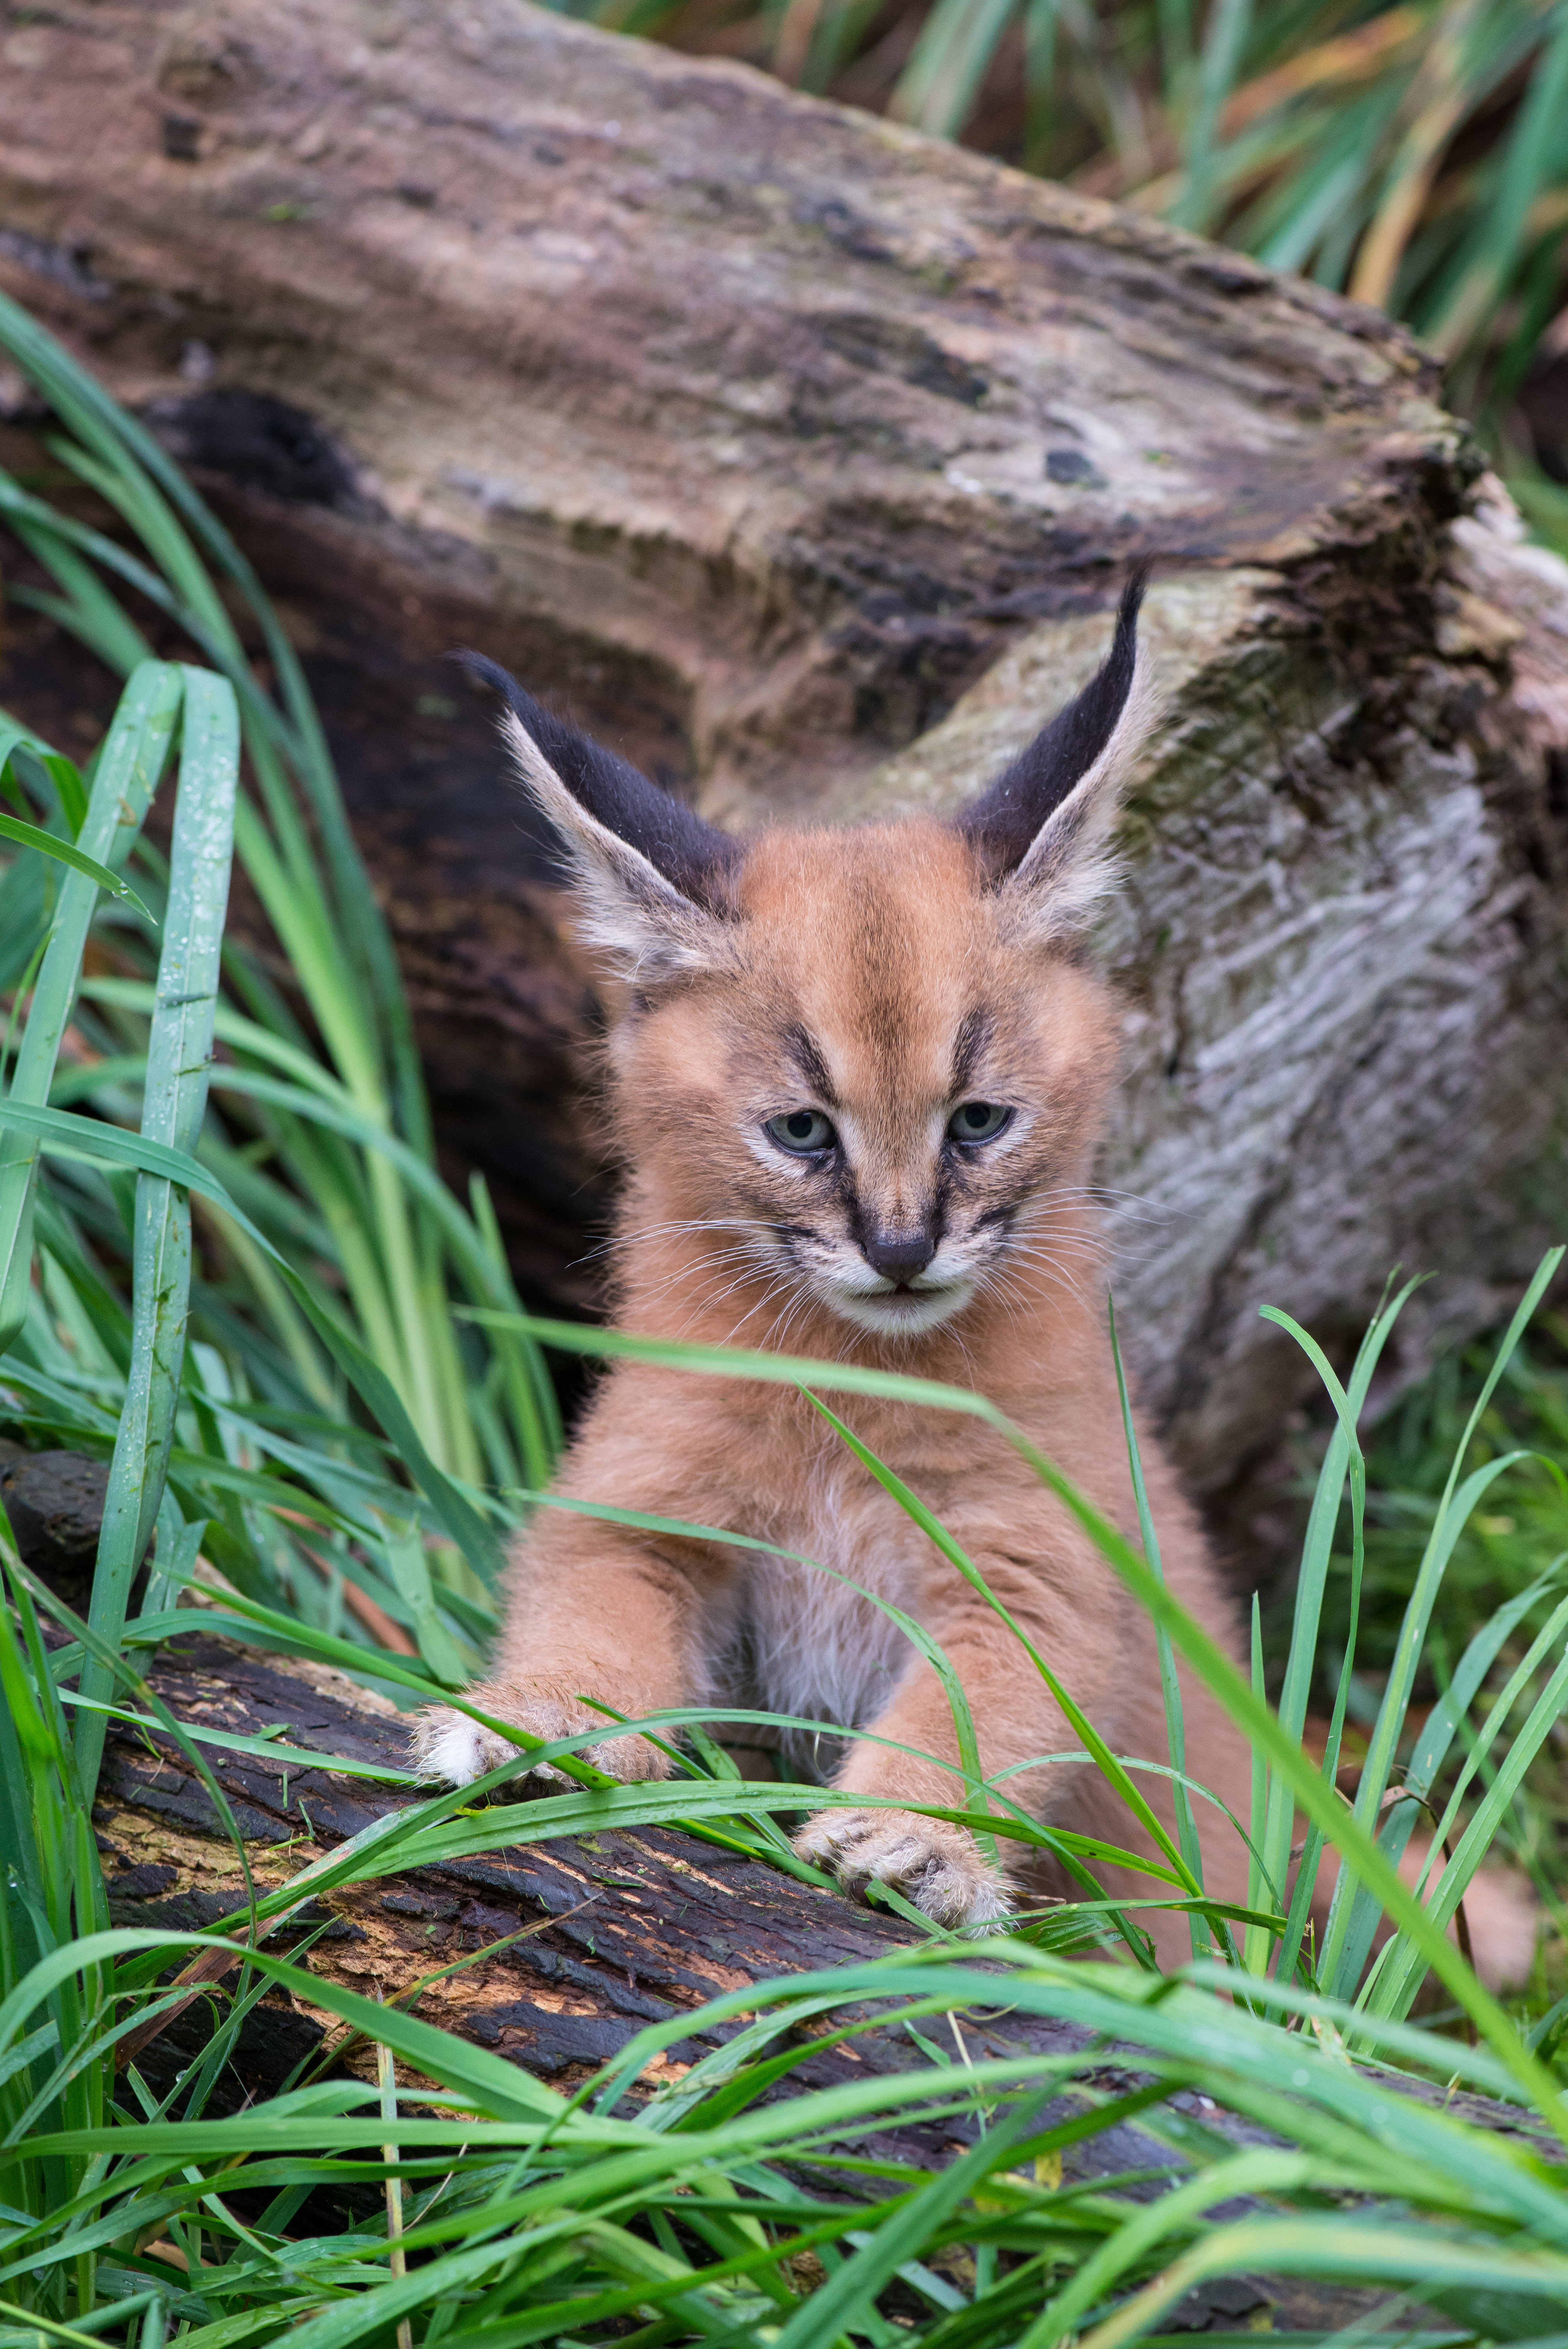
[864,1230,936,1285]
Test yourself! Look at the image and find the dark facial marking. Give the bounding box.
[783,1023,839,1107]
[932,1157,954,1230]
[950,1008,993,1099]
[839,1173,869,1260]
[974,1201,1018,1232]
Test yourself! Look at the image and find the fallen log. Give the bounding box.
[83,1623,1552,2335]
[2,0,1567,1533]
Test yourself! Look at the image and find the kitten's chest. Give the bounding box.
[725,1462,928,1739]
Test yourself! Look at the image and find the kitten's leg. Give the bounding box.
[793,1597,1144,1931]
[412,1533,708,1791]
[796,1610,1251,1942]
[792,1621,1051,1928]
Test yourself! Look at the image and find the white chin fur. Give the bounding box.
[825,1281,973,1337]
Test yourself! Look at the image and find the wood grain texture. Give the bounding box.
[2,0,1566,1508]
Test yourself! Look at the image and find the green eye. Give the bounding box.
[766,1109,836,1155]
[948,1101,1011,1144]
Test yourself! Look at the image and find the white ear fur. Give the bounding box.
[500,708,727,980]
[1000,657,1162,943]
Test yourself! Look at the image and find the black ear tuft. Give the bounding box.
[953,566,1148,879]
[454,651,740,909]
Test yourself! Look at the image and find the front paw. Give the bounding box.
[793,1806,1010,1930]
[409,1684,670,1791]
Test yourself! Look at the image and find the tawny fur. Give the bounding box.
[415,640,1533,1985]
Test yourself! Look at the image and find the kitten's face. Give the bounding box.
[618,822,1118,1342]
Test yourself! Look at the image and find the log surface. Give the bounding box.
[2,0,1566,1514]
[86,1627,1552,2333]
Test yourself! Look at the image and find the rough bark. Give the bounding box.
[2,0,1567,1510]
[85,1622,1549,2335]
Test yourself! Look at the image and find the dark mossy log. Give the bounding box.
[99,1627,1544,2153]
[86,1628,1554,2332]
[0,1444,110,1616]
[3,0,1568,1527]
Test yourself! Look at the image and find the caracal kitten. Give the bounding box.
[412,579,1528,1982]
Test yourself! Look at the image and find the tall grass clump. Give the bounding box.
[4,298,1568,2345]
[544,0,1568,551]
[1295,1306,1568,2025]
[0,281,558,1694]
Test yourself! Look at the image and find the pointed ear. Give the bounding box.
[952,569,1158,938]
[458,654,739,979]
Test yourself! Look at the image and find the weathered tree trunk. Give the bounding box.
[2,0,1566,1517]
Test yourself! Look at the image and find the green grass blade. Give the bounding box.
[1321,1253,1562,1991]
[75,669,239,1798]
[1,508,159,678]
[1080,2214,1568,2349]
[0,287,430,1160]
[0,1098,244,1202]
[1323,1326,1558,1984]
[1022,2144,1312,2347]
[1363,1597,1568,2026]
[0,714,59,786]
[1405,1563,1567,1805]
[770,2085,1052,2349]
[1332,1559,1565,1990]
[55,1695,419,1786]
[0,811,152,917]
[0,662,181,1353]
[0,1099,505,1582]
[1255,1284,1416,1975]
[1174,0,1253,230]
[1428,0,1568,353]
[795,1394,991,1837]
[1109,1295,1209,1964]
[891,0,1019,137]
[378,1517,469,1687]
[1,288,556,1488]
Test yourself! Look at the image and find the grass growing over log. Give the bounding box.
[1306,1314,1568,2032]
[550,0,1568,549]
[3,302,1568,2347]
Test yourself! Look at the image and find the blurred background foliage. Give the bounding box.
[545,0,1568,554]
